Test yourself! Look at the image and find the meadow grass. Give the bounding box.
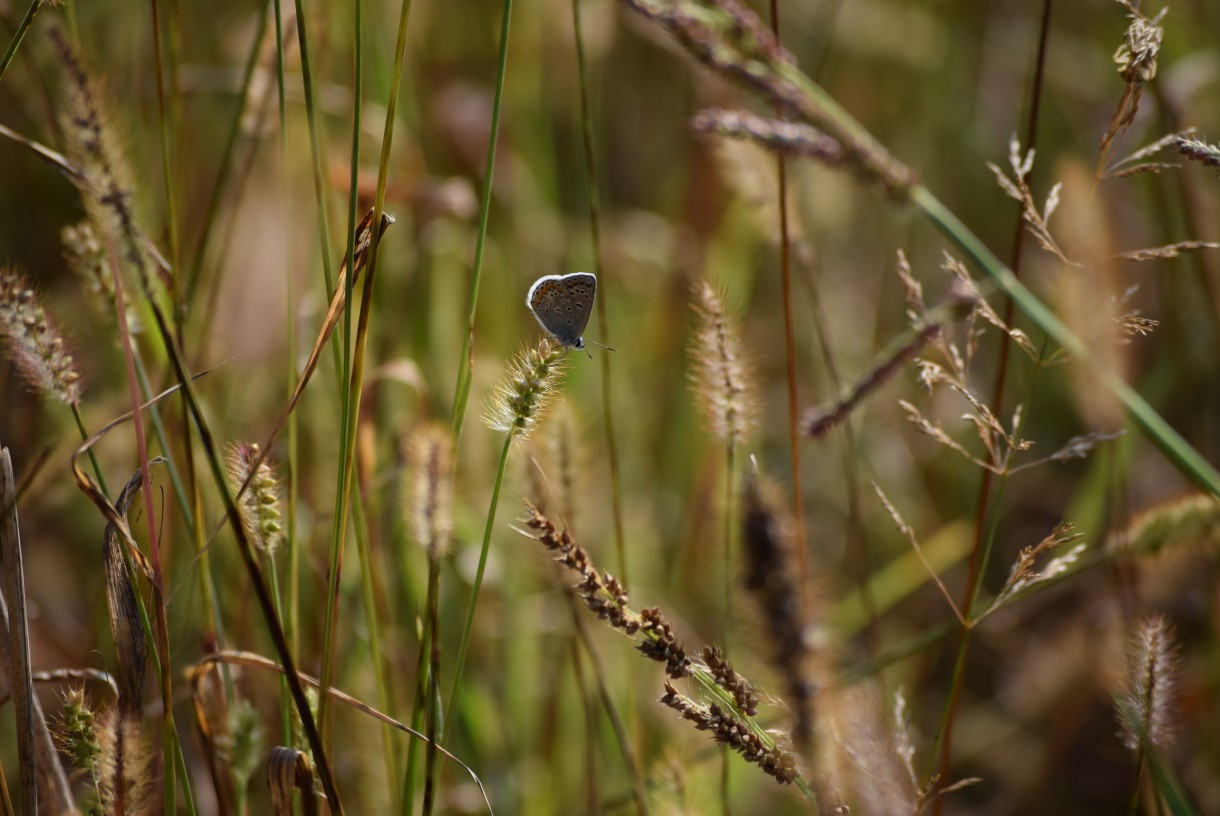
[1,0,1219,813]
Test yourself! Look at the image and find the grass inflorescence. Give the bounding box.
[2,0,1220,812]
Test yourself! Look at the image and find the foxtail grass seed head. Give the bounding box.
[62,220,142,333]
[217,698,264,791]
[689,280,757,446]
[96,705,155,816]
[1106,494,1220,557]
[0,266,82,405]
[484,338,568,439]
[226,442,284,556]
[50,24,149,288]
[55,686,102,778]
[743,471,817,750]
[405,423,454,560]
[1116,614,1180,751]
[827,683,920,815]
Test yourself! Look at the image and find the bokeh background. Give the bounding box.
[1,0,1219,812]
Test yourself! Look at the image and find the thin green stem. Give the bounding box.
[449,0,513,442]
[185,1,270,304]
[352,484,402,810]
[934,10,1053,800]
[70,406,109,498]
[768,0,811,618]
[720,441,736,815]
[0,0,40,87]
[421,556,442,816]
[291,0,335,296]
[317,0,366,746]
[444,433,513,733]
[571,0,626,588]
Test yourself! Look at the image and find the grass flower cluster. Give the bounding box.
[1,0,1219,813]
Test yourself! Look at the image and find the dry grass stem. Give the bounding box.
[1099,2,1165,173]
[521,499,691,678]
[982,522,1086,616]
[521,500,808,788]
[872,483,964,624]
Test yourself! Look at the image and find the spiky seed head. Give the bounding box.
[217,698,264,790]
[1116,614,1180,751]
[226,442,284,556]
[689,280,757,447]
[0,266,83,405]
[55,686,102,776]
[404,423,454,560]
[484,338,568,439]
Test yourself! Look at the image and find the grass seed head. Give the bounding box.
[1116,614,1180,751]
[484,337,568,439]
[226,442,285,557]
[0,265,82,405]
[689,280,757,447]
[405,423,455,560]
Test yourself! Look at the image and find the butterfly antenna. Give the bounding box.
[585,339,616,353]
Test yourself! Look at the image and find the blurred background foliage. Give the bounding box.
[1,0,1219,812]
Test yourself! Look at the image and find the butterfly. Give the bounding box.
[526,273,598,350]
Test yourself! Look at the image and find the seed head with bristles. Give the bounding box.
[49,24,149,289]
[1177,135,1220,169]
[96,705,155,816]
[484,337,568,439]
[54,686,102,780]
[742,471,819,751]
[62,220,142,333]
[0,265,82,405]
[689,280,757,446]
[217,698,264,792]
[1116,614,1180,751]
[225,442,284,556]
[404,423,454,560]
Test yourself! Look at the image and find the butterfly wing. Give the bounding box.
[560,273,597,340]
[527,273,597,347]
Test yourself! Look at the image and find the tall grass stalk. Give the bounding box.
[147,0,187,807]
[291,0,336,294]
[185,2,271,303]
[0,0,42,86]
[571,0,627,585]
[317,0,368,750]
[934,3,1054,803]
[449,0,513,441]
[443,433,512,733]
[768,0,810,624]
